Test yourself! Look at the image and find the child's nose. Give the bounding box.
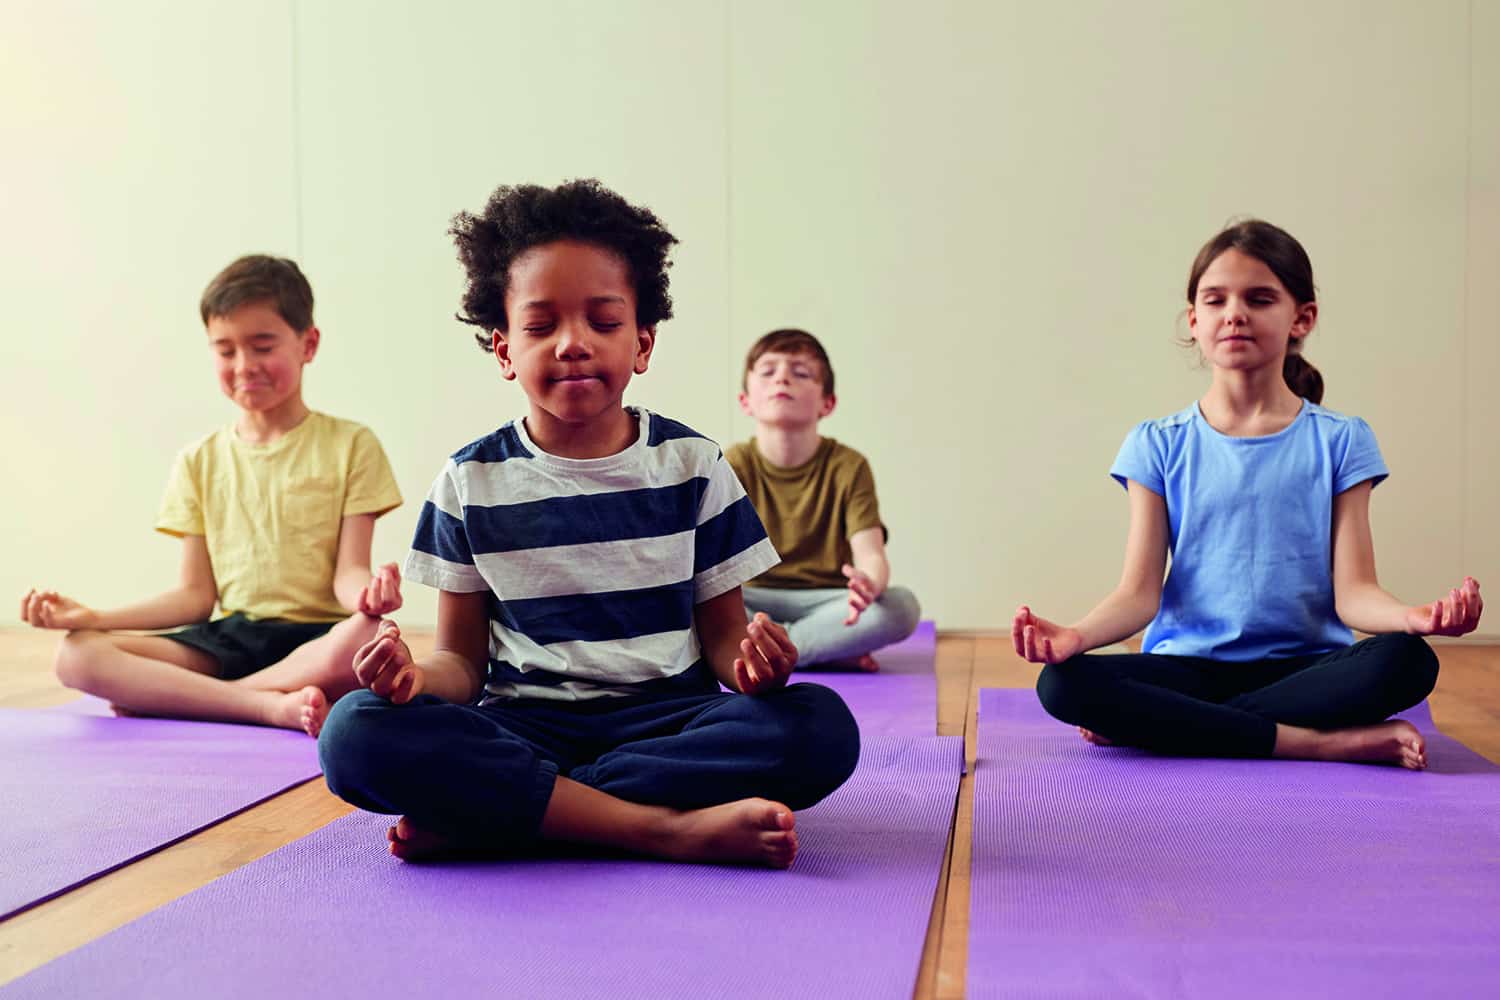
[555,323,593,357]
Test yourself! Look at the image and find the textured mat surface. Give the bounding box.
[793,619,937,736]
[969,689,1500,999]
[3,734,962,999]
[0,707,320,919]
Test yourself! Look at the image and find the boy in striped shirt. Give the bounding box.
[318,180,860,868]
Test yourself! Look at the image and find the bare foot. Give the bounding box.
[388,816,457,861]
[654,798,799,869]
[818,654,880,672]
[1323,720,1427,769]
[298,687,329,737]
[109,703,141,718]
[266,685,328,735]
[1078,727,1113,746]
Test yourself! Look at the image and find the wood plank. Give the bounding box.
[932,637,1040,1000]
[913,636,973,1000]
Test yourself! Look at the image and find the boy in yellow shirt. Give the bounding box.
[729,329,920,671]
[20,255,403,735]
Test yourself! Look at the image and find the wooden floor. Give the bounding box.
[1,629,1496,997]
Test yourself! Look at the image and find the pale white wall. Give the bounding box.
[4,1,1495,634]
[1,1,300,613]
[1467,0,1500,607]
[291,0,732,626]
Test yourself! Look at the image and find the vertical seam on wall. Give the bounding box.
[1461,0,1473,570]
[724,0,736,438]
[290,0,304,259]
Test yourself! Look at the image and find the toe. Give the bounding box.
[757,801,793,831]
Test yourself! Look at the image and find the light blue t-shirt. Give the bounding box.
[1111,400,1388,662]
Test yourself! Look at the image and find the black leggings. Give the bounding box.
[1035,633,1439,758]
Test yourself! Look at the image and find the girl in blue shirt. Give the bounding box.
[1012,220,1483,768]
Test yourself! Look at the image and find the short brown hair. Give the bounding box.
[200,255,315,332]
[743,328,834,395]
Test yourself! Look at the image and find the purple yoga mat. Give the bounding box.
[3,734,962,1000]
[793,620,937,736]
[0,705,321,920]
[968,689,1500,999]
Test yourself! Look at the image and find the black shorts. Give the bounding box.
[161,613,336,680]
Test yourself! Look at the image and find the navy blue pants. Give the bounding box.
[1035,633,1439,758]
[318,682,860,849]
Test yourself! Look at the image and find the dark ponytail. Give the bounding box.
[1282,351,1323,404]
[1187,219,1324,402]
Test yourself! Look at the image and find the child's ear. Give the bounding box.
[633,326,656,375]
[737,390,754,417]
[1291,300,1318,339]
[300,326,321,362]
[820,392,837,419]
[492,329,517,380]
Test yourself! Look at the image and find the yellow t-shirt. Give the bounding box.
[155,411,403,622]
[725,438,885,589]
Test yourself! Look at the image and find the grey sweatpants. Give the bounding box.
[742,585,921,666]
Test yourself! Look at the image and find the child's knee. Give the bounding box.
[878,586,922,637]
[1370,633,1440,700]
[317,690,400,799]
[1035,659,1090,724]
[772,684,860,799]
[333,611,382,647]
[53,630,107,691]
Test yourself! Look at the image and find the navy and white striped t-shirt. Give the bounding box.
[404,408,780,703]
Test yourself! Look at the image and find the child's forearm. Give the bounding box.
[851,551,891,593]
[1336,583,1417,635]
[697,631,745,690]
[91,586,217,631]
[1070,586,1160,652]
[332,566,374,613]
[415,650,486,703]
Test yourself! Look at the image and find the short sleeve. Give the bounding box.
[155,448,205,537]
[403,462,487,593]
[1333,417,1389,494]
[724,441,755,490]
[342,426,403,518]
[844,455,884,540]
[692,453,780,603]
[1109,421,1166,496]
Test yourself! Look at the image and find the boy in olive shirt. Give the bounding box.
[728,329,920,670]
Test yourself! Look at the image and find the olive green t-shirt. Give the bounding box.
[725,438,885,589]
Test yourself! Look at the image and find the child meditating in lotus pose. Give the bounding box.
[1013,220,1482,768]
[317,180,860,868]
[728,329,921,671]
[20,255,403,735]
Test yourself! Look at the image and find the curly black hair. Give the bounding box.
[450,179,679,351]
